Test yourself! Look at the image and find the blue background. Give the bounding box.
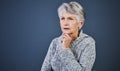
[0,0,120,71]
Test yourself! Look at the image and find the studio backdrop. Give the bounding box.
[0,0,120,71]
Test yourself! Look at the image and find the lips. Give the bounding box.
[63,28,70,30]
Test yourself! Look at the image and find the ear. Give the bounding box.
[78,21,84,29]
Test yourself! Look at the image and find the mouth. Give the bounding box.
[63,28,70,30]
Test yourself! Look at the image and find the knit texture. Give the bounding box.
[41,30,96,71]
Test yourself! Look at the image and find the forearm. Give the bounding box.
[58,48,84,71]
[41,39,56,71]
[41,56,52,71]
[58,43,96,71]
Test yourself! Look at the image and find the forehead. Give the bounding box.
[60,10,77,18]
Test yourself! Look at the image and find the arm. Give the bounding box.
[59,38,96,71]
[41,39,55,71]
[80,40,96,71]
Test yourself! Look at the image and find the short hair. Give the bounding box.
[58,1,85,21]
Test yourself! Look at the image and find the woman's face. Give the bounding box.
[59,11,83,35]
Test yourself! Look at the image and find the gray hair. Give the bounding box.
[58,1,85,21]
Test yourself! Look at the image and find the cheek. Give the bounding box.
[60,23,64,28]
[71,24,79,30]
[60,22,65,30]
[60,21,63,27]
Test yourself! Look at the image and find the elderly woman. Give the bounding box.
[41,1,96,71]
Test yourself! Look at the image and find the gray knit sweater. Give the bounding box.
[41,30,96,71]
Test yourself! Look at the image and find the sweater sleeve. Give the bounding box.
[58,38,96,71]
[41,39,55,71]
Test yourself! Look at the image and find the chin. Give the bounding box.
[62,31,71,34]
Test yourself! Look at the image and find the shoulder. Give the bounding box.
[51,36,60,44]
[49,36,61,48]
[78,33,96,53]
[48,36,61,53]
[82,33,95,45]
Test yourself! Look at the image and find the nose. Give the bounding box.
[64,19,69,26]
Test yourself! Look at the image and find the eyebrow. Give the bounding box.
[67,17,74,20]
[60,16,76,20]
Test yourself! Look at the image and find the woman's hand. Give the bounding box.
[62,34,72,48]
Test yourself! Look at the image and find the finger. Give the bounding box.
[62,34,67,38]
[62,35,68,39]
[64,34,69,37]
[64,34,71,39]
[62,35,66,39]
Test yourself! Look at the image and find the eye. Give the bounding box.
[68,17,74,20]
[61,17,65,20]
